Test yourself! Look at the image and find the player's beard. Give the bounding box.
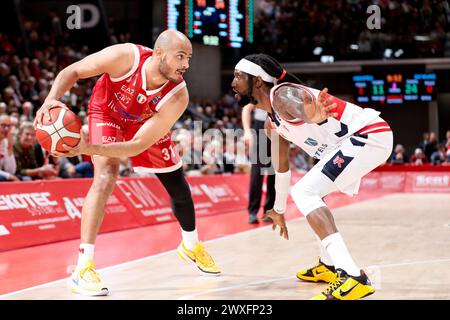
[159,56,181,83]
[237,94,251,108]
[237,75,259,107]
[236,88,258,107]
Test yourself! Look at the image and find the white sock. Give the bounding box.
[181,228,199,250]
[77,243,95,267]
[315,235,333,266]
[321,233,360,277]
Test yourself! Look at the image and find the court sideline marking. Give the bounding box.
[0,193,427,299]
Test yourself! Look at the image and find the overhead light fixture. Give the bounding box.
[394,49,404,58]
[414,35,431,41]
[313,47,323,55]
[320,55,334,63]
[384,48,392,58]
[350,44,359,50]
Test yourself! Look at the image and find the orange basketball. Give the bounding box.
[34,107,82,153]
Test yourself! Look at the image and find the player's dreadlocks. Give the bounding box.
[245,53,302,85]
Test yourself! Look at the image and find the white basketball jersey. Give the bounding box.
[268,83,382,159]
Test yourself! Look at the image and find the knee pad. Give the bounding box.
[290,180,326,216]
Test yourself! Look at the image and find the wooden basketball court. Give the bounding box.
[2,193,449,300]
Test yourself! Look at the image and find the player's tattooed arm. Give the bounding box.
[272,86,338,123]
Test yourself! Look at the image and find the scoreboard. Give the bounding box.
[167,0,253,48]
[353,73,437,104]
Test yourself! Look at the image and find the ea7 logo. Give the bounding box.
[304,137,318,147]
[102,136,117,143]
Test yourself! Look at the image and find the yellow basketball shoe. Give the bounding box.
[177,241,221,276]
[296,258,338,283]
[69,259,109,296]
[310,269,375,300]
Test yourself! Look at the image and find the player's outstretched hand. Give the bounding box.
[301,88,338,123]
[34,99,69,127]
[51,129,88,157]
[265,209,289,240]
[243,130,254,148]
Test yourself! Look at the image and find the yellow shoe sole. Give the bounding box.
[177,246,221,277]
[68,278,109,296]
[296,272,337,283]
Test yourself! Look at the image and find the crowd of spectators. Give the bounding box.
[0,12,99,182]
[0,15,250,181]
[171,91,316,176]
[390,130,450,165]
[253,0,450,62]
[1,8,449,183]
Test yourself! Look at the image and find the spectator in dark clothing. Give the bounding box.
[417,132,430,155]
[13,122,58,180]
[390,144,409,165]
[431,144,448,165]
[0,114,18,181]
[58,156,94,178]
[442,130,450,153]
[424,132,438,161]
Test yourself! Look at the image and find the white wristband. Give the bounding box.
[273,170,291,214]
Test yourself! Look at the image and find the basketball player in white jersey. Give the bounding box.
[232,54,393,300]
[36,30,221,296]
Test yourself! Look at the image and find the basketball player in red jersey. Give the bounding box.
[231,54,393,300]
[35,30,221,296]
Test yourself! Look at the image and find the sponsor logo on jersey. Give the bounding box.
[102,136,117,143]
[333,155,345,168]
[313,144,328,159]
[118,106,143,121]
[121,85,135,95]
[96,122,121,130]
[150,95,162,105]
[154,134,171,145]
[114,91,131,105]
[304,137,318,146]
[107,100,118,112]
[137,93,147,104]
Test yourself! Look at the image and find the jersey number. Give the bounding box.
[162,146,176,161]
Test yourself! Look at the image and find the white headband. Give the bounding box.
[235,59,277,84]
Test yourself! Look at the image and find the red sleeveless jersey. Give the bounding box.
[88,43,186,123]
